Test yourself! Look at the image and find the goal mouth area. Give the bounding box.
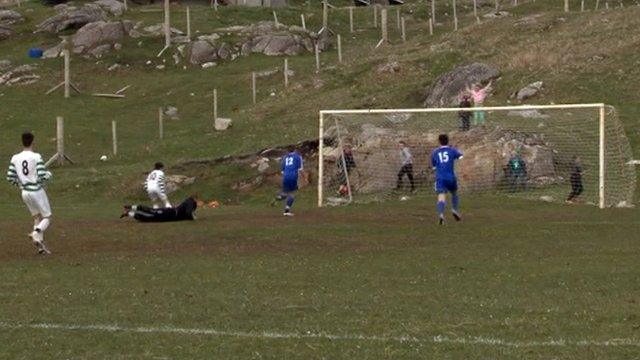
[318,104,636,209]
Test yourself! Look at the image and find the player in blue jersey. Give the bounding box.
[276,146,304,216]
[431,134,463,225]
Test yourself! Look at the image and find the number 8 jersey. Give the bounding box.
[431,146,463,181]
[7,150,51,192]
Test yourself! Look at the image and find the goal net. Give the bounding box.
[318,104,636,208]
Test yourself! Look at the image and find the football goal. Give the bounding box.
[318,104,636,209]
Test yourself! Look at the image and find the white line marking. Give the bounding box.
[1,322,639,348]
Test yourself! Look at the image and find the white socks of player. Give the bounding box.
[35,218,50,233]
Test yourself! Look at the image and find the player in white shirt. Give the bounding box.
[145,162,172,209]
[6,132,53,255]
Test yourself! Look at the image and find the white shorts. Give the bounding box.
[21,189,52,218]
[148,189,168,202]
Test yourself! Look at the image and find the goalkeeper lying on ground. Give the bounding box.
[120,197,197,222]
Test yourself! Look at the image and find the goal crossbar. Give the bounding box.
[318,104,617,209]
[320,103,606,115]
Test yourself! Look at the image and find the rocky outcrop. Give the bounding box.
[322,125,560,194]
[179,21,331,66]
[36,4,106,33]
[512,81,543,101]
[0,64,39,86]
[0,24,11,41]
[93,0,126,16]
[0,10,23,25]
[44,20,133,58]
[423,63,500,107]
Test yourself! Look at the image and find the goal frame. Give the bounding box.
[318,103,607,208]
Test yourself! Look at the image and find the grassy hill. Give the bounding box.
[0,0,638,208]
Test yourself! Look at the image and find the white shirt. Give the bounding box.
[145,169,166,193]
[7,150,51,192]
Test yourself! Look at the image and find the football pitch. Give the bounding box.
[1,195,639,359]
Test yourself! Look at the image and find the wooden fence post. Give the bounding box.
[349,7,354,33]
[315,43,320,71]
[429,17,433,35]
[322,0,328,31]
[186,6,191,40]
[473,0,478,18]
[63,49,70,98]
[453,0,458,31]
[112,121,118,156]
[396,8,401,30]
[337,34,343,63]
[56,116,64,165]
[431,0,436,25]
[164,0,171,48]
[381,8,388,43]
[301,14,306,29]
[273,10,279,25]
[401,17,406,42]
[252,72,256,104]
[284,59,289,88]
[374,5,378,28]
[564,0,569,12]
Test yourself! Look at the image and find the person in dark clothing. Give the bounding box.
[121,197,197,222]
[338,145,356,183]
[458,94,473,132]
[566,156,584,203]
[506,151,527,192]
[396,141,415,191]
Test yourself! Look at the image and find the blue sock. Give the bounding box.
[451,193,459,212]
[437,201,445,216]
[285,195,295,211]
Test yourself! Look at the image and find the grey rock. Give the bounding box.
[483,11,510,18]
[0,24,11,41]
[44,20,133,58]
[189,40,217,65]
[0,64,39,86]
[0,59,11,71]
[215,117,232,131]
[165,106,178,118]
[0,10,23,25]
[165,175,195,194]
[88,43,112,58]
[36,4,106,33]
[377,61,400,74]
[93,0,126,16]
[423,63,500,107]
[513,81,544,101]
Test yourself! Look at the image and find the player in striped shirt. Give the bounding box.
[145,162,172,209]
[6,132,53,254]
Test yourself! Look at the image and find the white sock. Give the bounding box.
[128,211,135,217]
[164,201,172,208]
[36,218,50,233]
[131,205,138,211]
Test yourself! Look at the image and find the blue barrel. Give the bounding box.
[28,48,43,58]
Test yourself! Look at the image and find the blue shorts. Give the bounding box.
[282,177,298,193]
[435,178,458,194]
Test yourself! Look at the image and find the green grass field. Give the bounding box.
[1,0,640,358]
[1,196,639,359]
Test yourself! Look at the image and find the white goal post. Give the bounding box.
[318,104,636,209]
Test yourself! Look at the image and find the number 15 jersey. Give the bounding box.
[431,146,463,181]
